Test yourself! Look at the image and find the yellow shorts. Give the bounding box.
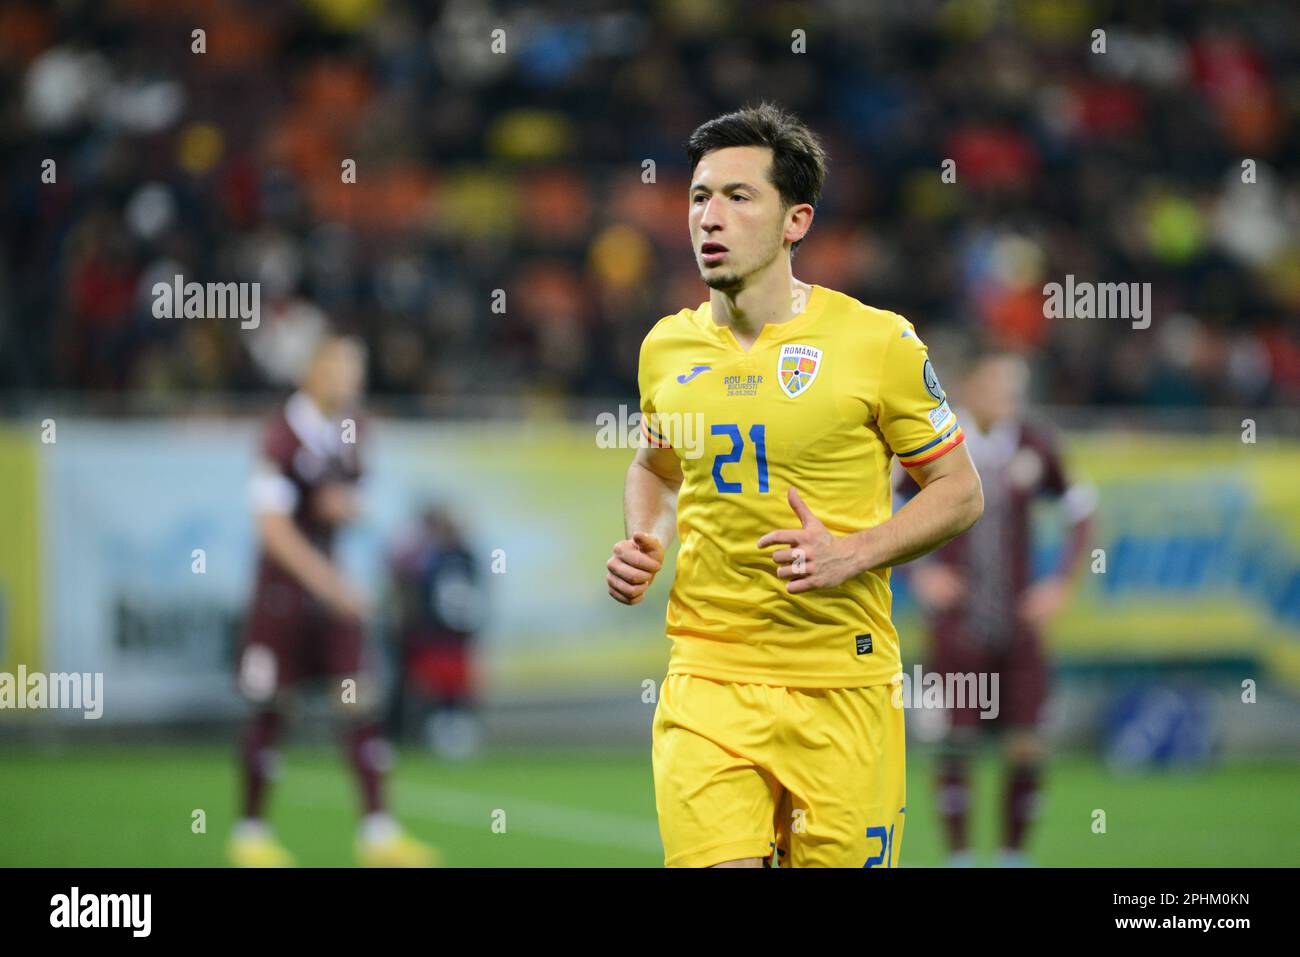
[652,673,906,868]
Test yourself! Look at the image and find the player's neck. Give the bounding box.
[969,411,1011,435]
[710,263,810,348]
[298,388,337,419]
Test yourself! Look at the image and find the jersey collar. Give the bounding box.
[699,283,828,352]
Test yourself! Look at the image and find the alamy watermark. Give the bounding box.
[891,666,1000,719]
[50,887,150,937]
[152,274,260,329]
[596,405,706,459]
[0,666,103,719]
[1043,274,1151,329]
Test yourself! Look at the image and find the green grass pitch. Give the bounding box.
[1,744,1296,866]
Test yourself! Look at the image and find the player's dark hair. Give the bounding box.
[312,330,367,359]
[955,337,1029,386]
[686,102,828,251]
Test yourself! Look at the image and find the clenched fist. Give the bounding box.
[607,531,665,605]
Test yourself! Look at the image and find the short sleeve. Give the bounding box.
[260,414,297,475]
[1026,424,1099,521]
[1025,424,1069,498]
[877,321,965,469]
[250,415,300,514]
[250,461,299,514]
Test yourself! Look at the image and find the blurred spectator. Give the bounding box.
[386,504,485,760]
[1,0,1297,409]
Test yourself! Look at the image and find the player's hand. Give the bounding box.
[757,488,860,594]
[607,532,664,605]
[911,563,966,612]
[313,482,360,526]
[325,580,372,623]
[1019,576,1067,629]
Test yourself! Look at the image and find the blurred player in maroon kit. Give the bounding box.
[230,332,437,868]
[897,346,1096,867]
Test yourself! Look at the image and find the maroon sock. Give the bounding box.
[345,722,388,815]
[239,710,283,820]
[937,759,971,852]
[1003,764,1041,851]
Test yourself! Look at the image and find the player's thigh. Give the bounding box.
[932,623,1000,733]
[781,684,907,868]
[996,628,1049,736]
[314,616,384,715]
[238,583,310,705]
[652,674,781,868]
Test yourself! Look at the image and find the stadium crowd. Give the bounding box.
[1,0,1297,409]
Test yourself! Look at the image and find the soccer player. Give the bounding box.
[606,103,985,867]
[898,346,1096,867]
[230,332,437,868]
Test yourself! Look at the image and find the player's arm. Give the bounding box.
[1020,435,1098,628]
[760,321,983,593]
[252,464,368,621]
[855,444,984,571]
[1045,485,1095,582]
[607,441,682,606]
[1042,435,1097,582]
[312,481,362,525]
[890,458,967,611]
[854,327,985,572]
[758,447,981,593]
[258,512,365,616]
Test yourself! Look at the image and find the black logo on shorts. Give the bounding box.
[855,634,873,655]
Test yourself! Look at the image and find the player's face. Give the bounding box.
[964,356,1027,425]
[311,339,366,410]
[689,146,788,292]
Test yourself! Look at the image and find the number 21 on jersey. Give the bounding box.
[710,423,768,494]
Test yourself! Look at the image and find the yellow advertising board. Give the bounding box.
[0,427,41,675]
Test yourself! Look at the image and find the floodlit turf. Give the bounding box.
[0,744,1295,867]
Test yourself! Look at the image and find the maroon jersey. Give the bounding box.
[239,392,367,699]
[898,414,1070,645]
[249,391,365,584]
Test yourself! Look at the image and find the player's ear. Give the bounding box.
[785,203,814,245]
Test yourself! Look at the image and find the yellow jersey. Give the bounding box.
[637,283,965,688]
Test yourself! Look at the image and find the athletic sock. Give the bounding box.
[938,758,971,852]
[239,709,283,820]
[1003,763,1041,852]
[359,812,400,844]
[345,721,390,815]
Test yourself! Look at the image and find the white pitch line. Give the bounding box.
[285,767,664,855]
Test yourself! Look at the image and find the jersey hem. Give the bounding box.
[665,660,902,690]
